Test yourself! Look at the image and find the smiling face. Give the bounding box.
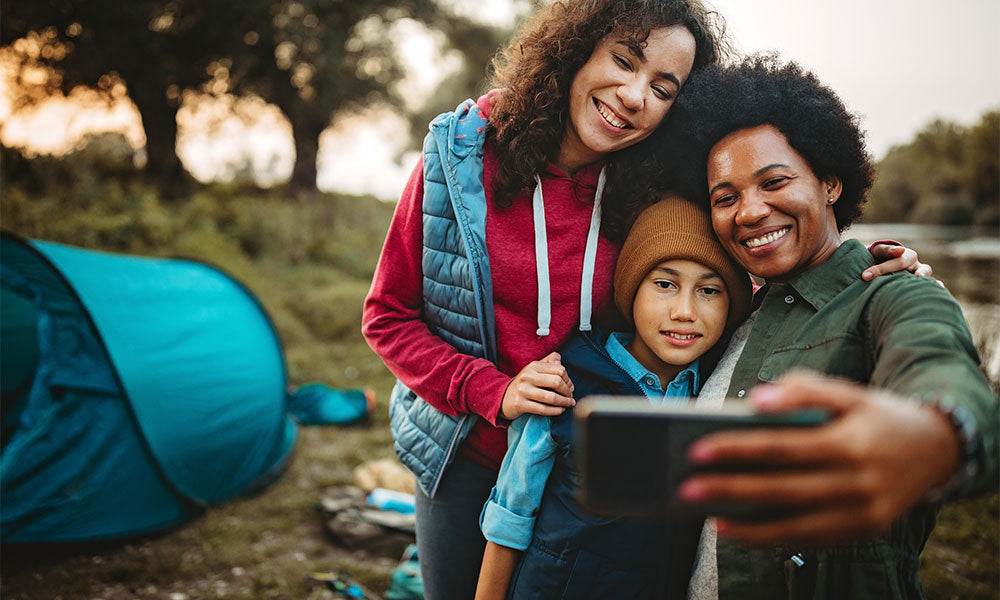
[626,259,729,387]
[557,25,697,174]
[707,125,843,281]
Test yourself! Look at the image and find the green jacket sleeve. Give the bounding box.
[866,275,998,498]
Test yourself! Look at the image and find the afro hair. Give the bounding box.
[651,54,875,231]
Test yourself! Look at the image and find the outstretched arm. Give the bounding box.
[679,372,962,545]
[679,278,996,545]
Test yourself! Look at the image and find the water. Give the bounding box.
[846,224,1000,388]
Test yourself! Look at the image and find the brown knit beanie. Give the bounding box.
[614,194,752,326]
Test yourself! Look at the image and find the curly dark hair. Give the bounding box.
[650,54,875,231]
[487,0,729,238]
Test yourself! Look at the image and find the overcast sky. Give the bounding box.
[707,0,1000,156]
[332,0,1000,198]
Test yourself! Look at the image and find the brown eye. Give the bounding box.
[712,194,736,207]
[652,85,672,101]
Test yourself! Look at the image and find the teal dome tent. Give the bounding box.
[1,232,297,542]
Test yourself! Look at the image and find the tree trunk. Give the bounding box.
[130,83,185,182]
[270,69,326,191]
[289,120,319,190]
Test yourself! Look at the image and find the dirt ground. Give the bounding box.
[1,416,405,600]
[3,407,998,599]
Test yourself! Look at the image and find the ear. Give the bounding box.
[822,176,843,205]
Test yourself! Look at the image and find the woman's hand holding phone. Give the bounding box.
[679,371,961,545]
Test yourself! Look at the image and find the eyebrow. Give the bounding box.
[709,162,791,196]
[619,41,682,89]
[652,266,724,281]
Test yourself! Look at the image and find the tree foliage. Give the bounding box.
[865,111,1000,227]
[1,0,508,189]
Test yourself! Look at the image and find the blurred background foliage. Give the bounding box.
[865,111,1000,227]
[0,0,996,226]
[0,0,533,189]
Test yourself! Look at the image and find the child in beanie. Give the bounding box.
[475,195,752,600]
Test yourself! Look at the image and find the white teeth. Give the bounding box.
[666,333,698,340]
[745,227,790,248]
[596,101,629,129]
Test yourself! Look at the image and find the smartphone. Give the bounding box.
[574,396,829,520]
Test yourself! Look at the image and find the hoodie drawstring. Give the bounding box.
[532,168,606,337]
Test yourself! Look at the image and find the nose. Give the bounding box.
[670,290,697,322]
[617,78,644,111]
[735,191,770,226]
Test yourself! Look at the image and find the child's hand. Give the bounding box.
[500,352,575,420]
[678,371,960,545]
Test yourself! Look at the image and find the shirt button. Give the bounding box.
[644,377,656,387]
[737,389,746,398]
[784,295,795,304]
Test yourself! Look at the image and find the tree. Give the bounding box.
[1,0,502,189]
[866,110,999,227]
[964,111,1000,227]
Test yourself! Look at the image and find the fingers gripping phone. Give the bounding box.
[574,397,829,520]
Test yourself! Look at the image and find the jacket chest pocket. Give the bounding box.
[758,333,870,383]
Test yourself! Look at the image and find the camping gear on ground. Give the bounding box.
[287,384,373,425]
[308,571,383,600]
[366,488,415,514]
[0,233,366,543]
[353,458,416,495]
[319,486,416,557]
[385,544,423,600]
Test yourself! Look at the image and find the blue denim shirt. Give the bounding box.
[479,332,700,550]
[605,332,699,403]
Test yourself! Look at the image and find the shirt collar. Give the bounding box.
[606,332,702,396]
[783,239,874,311]
[670,360,701,396]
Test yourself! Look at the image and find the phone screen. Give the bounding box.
[574,397,828,519]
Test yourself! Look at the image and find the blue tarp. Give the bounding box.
[1,233,297,542]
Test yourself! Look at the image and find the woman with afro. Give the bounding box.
[654,55,997,600]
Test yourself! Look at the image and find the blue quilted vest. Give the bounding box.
[507,331,702,599]
[389,99,499,497]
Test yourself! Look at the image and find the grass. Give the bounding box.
[1,160,997,598]
[921,494,1000,599]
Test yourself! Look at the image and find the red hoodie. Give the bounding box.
[362,94,620,470]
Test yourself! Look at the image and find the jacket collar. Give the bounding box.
[560,329,630,389]
[783,239,874,311]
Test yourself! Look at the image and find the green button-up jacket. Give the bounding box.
[716,239,998,600]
